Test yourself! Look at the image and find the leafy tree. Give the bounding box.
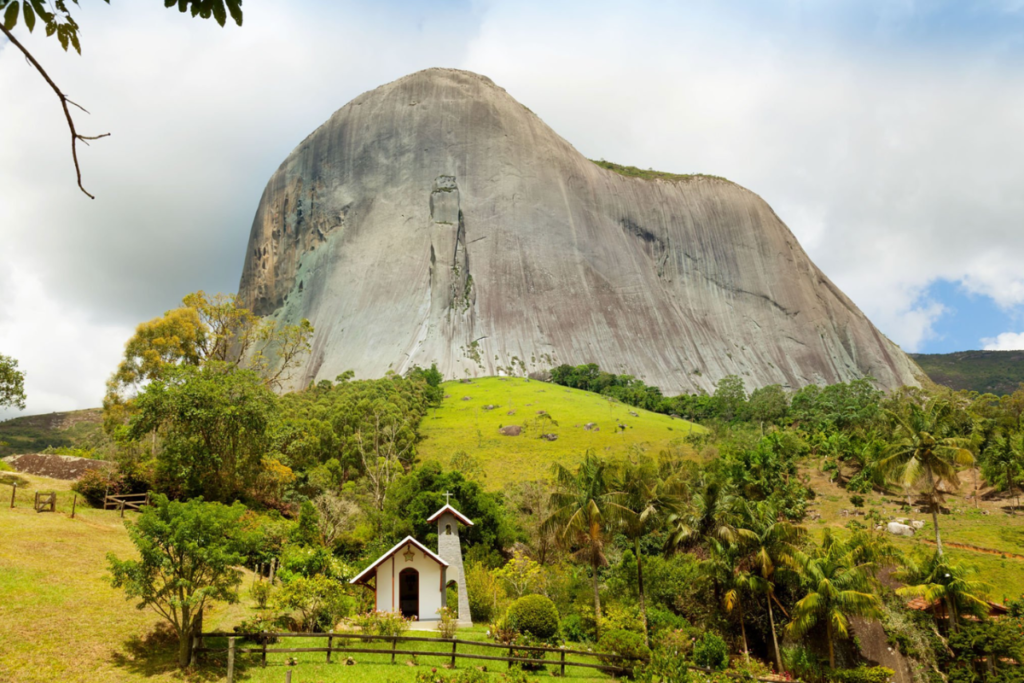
[127,363,278,503]
[607,455,675,644]
[746,384,789,430]
[494,549,543,598]
[787,530,882,668]
[275,574,352,632]
[0,0,242,197]
[0,353,26,410]
[106,292,312,421]
[895,552,990,633]
[982,432,1023,515]
[880,399,975,555]
[665,475,741,551]
[714,375,747,422]
[739,501,805,672]
[702,538,756,661]
[544,453,612,639]
[107,494,246,668]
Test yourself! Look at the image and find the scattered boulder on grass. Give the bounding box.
[540,434,558,441]
[584,422,598,431]
[507,410,516,416]
[911,520,925,530]
[499,425,522,436]
[462,396,472,401]
[482,404,497,411]
[536,410,546,415]
[887,522,915,537]
[629,411,639,417]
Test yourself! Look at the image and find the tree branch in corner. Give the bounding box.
[0,24,110,199]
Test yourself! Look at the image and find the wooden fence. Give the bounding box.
[33,491,55,512]
[196,631,631,681]
[103,492,150,516]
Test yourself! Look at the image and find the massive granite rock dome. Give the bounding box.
[238,68,921,393]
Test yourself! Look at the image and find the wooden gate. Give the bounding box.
[104,492,151,516]
[33,491,55,512]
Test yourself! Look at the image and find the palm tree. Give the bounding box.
[786,530,882,668]
[741,502,805,673]
[543,452,612,639]
[880,399,975,556]
[894,552,990,633]
[665,474,741,553]
[983,433,1024,515]
[702,538,756,662]
[607,456,675,645]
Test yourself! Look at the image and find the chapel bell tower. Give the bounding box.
[428,497,473,625]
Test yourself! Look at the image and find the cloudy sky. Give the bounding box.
[2,0,1024,418]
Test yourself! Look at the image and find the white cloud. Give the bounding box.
[0,264,133,420]
[3,0,1024,413]
[982,332,1024,350]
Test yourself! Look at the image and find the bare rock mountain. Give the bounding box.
[238,68,921,393]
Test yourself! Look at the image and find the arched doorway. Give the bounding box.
[445,580,459,619]
[398,568,419,619]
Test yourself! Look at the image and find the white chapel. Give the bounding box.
[350,502,473,625]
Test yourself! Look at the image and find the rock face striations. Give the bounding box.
[237,68,921,394]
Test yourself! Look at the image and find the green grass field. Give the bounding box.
[417,377,703,490]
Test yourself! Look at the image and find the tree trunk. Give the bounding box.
[635,539,649,647]
[767,593,783,672]
[178,629,193,669]
[927,469,943,556]
[739,600,749,662]
[592,554,602,641]
[1008,466,1016,516]
[827,619,836,669]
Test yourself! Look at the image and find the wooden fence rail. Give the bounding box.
[103,492,150,517]
[196,631,628,680]
[196,631,793,683]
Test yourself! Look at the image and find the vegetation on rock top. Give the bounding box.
[912,350,1024,396]
[590,159,730,184]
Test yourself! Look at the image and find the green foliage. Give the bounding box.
[829,666,896,683]
[947,621,1024,683]
[72,462,149,507]
[782,644,828,683]
[275,574,353,632]
[599,628,652,673]
[414,667,496,683]
[0,353,26,410]
[692,631,728,670]
[436,605,459,639]
[590,159,729,184]
[249,580,273,610]
[351,610,410,638]
[0,0,240,55]
[106,494,247,668]
[506,594,560,640]
[126,363,279,503]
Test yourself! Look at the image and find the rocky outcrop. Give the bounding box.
[237,68,922,393]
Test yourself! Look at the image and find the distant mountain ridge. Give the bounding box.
[912,350,1024,395]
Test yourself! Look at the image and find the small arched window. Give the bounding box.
[445,524,452,536]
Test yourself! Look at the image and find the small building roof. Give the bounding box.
[349,536,448,585]
[427,504,474,526]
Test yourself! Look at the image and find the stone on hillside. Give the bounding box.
[541,433,558,441]
[482,404,497,410]
[499,425,522,436]
[583,422,598,431]
[507,410,516,416]
[911,520,925,530]
[887,522,915,537]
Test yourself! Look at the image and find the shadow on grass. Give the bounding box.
[1,474,31,488]
[111,623,223,681]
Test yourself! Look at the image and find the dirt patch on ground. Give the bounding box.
[2,453,112,480]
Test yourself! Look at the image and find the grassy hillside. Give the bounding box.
[912,350,1024,395]
[0,408,110,457]
[0,472,610,683]
[801,459,1024,601]
[417,377,703,490]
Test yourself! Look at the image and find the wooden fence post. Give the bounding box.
[227,637,236,683]
[10,483,16,508]
[34,491,39,511]
[285,670,292,683]
[327,631,333,663]
[71,494,77,519]
[391,636,397,663]
[450,639,457,668]
[120,500,125,518]
[262,635,268,667]
[560,648,566,677]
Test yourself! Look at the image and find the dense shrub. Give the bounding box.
[560,613,592,643]
[507,595,560,640]
[351,610,410,638]
[599,628,652,674]
[692,632,728,671]
[829,666,896,683]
